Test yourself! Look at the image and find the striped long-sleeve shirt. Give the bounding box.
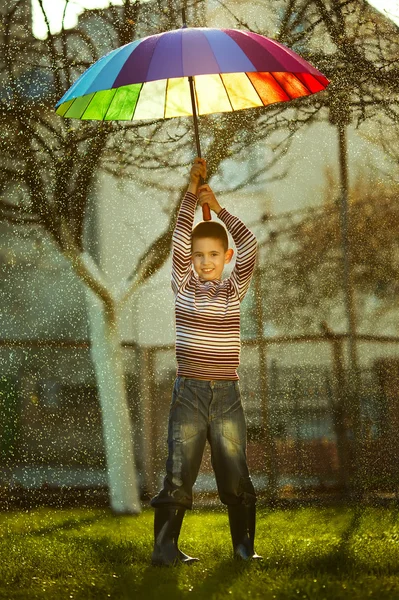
[171,191,258,380]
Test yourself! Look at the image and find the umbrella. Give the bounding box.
[55,19,329,220]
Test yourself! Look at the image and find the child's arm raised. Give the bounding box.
[218,207,258,303]
[197,184,257,301]
[171,158,206,296]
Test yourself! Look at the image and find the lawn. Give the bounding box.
[1,504,399,599]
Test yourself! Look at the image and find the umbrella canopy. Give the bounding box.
[56,26,329,220]
[56,27,329,122]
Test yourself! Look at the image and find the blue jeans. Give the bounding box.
[150,376,257,510]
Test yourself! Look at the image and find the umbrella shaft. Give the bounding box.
[188,76,201,158]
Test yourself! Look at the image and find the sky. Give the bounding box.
[32,0,124,39]
[367,0,399,23]
[32,0,399,39]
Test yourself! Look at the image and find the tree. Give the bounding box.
[1,0,148,514]
[0,0,301,512]
[257,169,399,333]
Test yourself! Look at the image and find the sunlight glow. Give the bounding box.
[31,0,399,40]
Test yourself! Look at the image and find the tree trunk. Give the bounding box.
[137,346,158,498]
[85,286,140,514]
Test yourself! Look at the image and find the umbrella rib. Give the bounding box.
[192,76,200,116]
[141,32,167,85]
[164,78,169,120]
[64,93,93,119]
[269,72,293,101]
[130,83,144,121]
[102,89,118,121]
[218,74,235,112]
[79,92,97,119]
[292,73,313,95]
[244,72,266,107]
[64,97,78,118]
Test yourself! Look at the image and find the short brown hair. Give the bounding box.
[191,221,228,253]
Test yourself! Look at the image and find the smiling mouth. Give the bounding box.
[202,269,214,273]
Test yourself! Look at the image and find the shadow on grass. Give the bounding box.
[115,557,259,600]
[68,532,182,600]
[192,558,263,600]
[300,504,365,575]
[68,521,257,600]
[288,504,399,577]
[96,504,399,598]
[3,511,114,539]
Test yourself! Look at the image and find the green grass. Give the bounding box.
[1,504,399,599]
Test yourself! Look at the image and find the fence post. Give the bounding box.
[375,359,399,485]
[0,376,20,467]
[322,324,351,495]
[253,262,278,501]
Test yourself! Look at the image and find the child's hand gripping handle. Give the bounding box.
[198,185,221,221]
[201,182,211,221]
[190,158,211,221]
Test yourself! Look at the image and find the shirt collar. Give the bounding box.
[198,275,221,284]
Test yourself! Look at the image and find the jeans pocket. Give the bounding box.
[170,377,184,409]
[168,380,198,442]
[222,383,246,445]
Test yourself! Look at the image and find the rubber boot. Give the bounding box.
[151,506,199,566]
[227,503,263,561]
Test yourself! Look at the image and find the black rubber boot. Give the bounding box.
[151,506,199,566]
[227,503,263,561]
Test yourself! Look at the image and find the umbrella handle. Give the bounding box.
[198,172,211,220]
[199,176,211,221]
[202,203,211,221]
[189,74,211,222]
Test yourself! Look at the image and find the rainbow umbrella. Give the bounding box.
[55,25,329,220]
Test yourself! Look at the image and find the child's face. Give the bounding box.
[191,237,233,281]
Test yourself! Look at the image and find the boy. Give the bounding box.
[150,157,262,565]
